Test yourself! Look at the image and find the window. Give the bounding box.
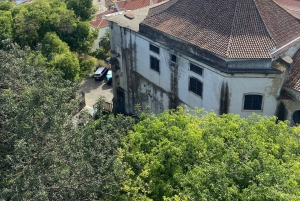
[190,63,203,76]
[189,77,202,97]
[243,94,263,110]
[150,56,160,73]
[171,54,177,63]
[150,44,159,54]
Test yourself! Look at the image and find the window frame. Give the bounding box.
[149,44,160,54]
[150,56,160,73]
[188,76,203,97]
[170,54,177,63]
[189,62,203,76]
[242,93,264,111]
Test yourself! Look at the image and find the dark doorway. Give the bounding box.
[275,102,287,123]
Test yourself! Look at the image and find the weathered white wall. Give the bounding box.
[110,22,290,119]
[228,74,282,117]
[177,56,224,114]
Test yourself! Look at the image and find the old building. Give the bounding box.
[107,0,300,124]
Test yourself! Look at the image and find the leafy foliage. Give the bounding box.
[41,32,80,80]
[0,1,14,11]
[41,32,70,56]
[79,56,97,77]
[65,0,94,20]
[0,10,13,43]
[93,32,111,60]
[0,45,135,200]
[9,0,97,53]
[50,52,80,81]
[120,107,300,200]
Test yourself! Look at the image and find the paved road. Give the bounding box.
[80,78,113,107]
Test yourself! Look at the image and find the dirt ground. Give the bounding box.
[80,78,113,107]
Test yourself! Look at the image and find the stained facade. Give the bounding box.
[108,0,300,125]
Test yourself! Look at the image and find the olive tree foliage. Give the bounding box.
[0,44,135,200]
[120,107,300,201]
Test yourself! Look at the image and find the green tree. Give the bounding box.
[50,52,80,81]
[0,45,135,200]
[41,32,81,81]
[11,0,96,53]
[120,107,300,200]
[41,32,69,56]
[99,31,110,53]
[12,0,52,46]
[79,56,97,77]
[0,1,14,11]
[0,10,13,43]
[65,0,94,21]
[93,32,111,60]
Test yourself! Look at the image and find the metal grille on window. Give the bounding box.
[189,77,202,97]
[190,63,203,76]
[244,95,263,110]
[150,56,160,73]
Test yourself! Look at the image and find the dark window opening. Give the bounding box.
[150,44,159,54]
[189,77,202,97]
[292,110,300,125]
[171,54,177,63]
[150,56,160,73]
[243,94,263,110]
[190,63,203,76]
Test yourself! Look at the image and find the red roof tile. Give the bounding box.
[90,10,115,28]
[141,0,300,59]
[90,19,109,28]
[274,0,300,19]
[285,49,300,92]
[279,91,295,100]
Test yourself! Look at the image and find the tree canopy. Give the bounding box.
[0,45,135,200]
[120,108,300,201]
[11,0,96,52]
[65,0,94,21]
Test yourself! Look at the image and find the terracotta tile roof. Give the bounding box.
[274,0,300,19]
[90,19,109,28]
[90,10,115,28]
[285,49,300,92]
[141,0,300,59]
[116,0,167,11]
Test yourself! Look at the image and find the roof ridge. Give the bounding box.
[146,0,178,18]
[253,0,277,48]
[226,0,239,58]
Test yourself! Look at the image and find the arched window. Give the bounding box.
[292,110,300,125]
